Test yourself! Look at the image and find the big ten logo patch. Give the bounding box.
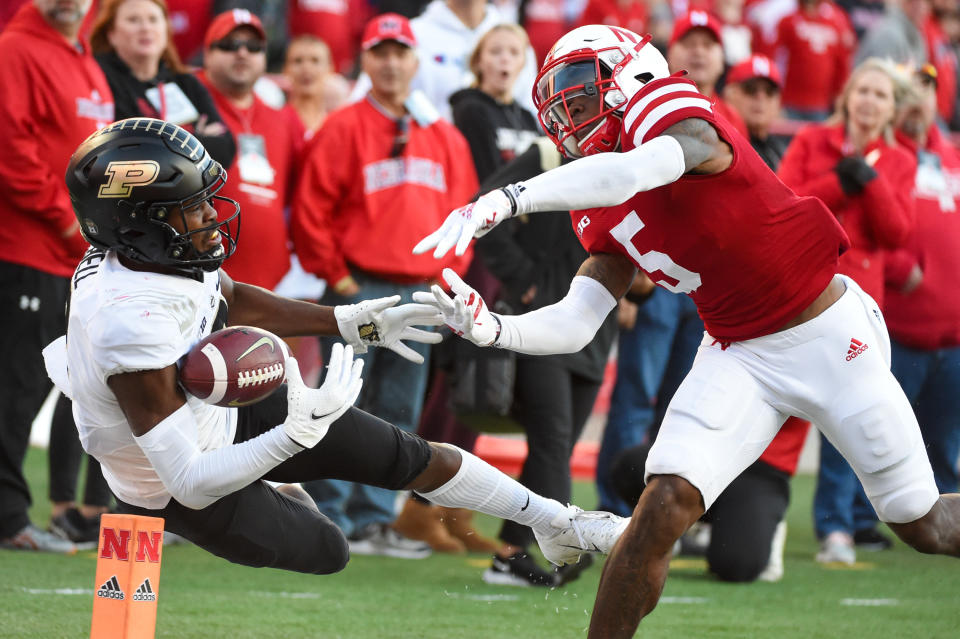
[99,161,160,198]
[576,215,591,237]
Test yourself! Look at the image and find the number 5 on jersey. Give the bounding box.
[610,211,702,294]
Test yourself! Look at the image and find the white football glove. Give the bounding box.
[411,268,499,347]
[412,188,516,258]
[282,346,363,448]
[334,295,443,364]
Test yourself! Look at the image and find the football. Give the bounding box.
[179,326,288,407]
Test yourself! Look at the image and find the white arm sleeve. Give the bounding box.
[493,276,618,355]
[134,403,302,510]
[514,135,686,214]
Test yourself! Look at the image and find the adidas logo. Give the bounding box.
[845,338,869,361]
[96,575,124,600]
[132,578,156,602]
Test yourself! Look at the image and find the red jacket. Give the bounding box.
[166,0,213,64]
[714,96,749,139]
[884,128,960,350]
[774,1,855,112]
[777,123,915,305]
[287,0,370,75]
[292,97,476,286]
[523,0,570,66]
[198,73,297,291]
[0,4,114,277]
[577,0,649,36]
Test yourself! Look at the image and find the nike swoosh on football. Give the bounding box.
[236,336,275,361]
[311,410,332,420]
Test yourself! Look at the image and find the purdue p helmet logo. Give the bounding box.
[99,160,160,198]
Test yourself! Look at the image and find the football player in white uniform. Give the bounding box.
[43,118,627,576]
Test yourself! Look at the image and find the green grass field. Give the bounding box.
[2,446,958,638]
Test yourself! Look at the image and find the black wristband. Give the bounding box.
[499,186,519,215]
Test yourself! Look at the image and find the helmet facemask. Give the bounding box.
[116,162,240,275]
[68,118,245,280]
[536,54,626,157]
[534,28,666,157]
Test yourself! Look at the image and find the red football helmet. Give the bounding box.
[534,25,670,157]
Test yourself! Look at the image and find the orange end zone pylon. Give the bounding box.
[90,514,165,639]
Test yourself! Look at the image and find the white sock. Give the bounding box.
[417,446,564,533]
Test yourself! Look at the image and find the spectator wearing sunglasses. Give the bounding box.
[292,14,478,559]
[722,54,791,170]
[196,9,299,292]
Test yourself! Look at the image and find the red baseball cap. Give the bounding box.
[204,9,267,50]
[362,13,417,51]
[669,10,723,47]
[726,55,782,89]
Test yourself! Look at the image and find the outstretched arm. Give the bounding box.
[108,344,363,510]
[413,118,731,258]
[220,270,443,364]
[416,253,636,355]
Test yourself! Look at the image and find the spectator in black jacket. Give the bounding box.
[449,27,594,588]
[450,23,541,182]
[91,0,235,167]
[395,22,544,561]
[473,139,619,587]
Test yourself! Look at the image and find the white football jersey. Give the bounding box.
[61,249,236,509]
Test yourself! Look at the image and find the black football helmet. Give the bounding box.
[66,118,240,277]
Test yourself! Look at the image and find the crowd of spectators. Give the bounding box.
[0,0,957,593]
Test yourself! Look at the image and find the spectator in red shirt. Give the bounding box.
[0,0,114,554]
[292,14,477,558]
[578,0,649,36]
[287,0,370,75]
[165,0,213,65]
[281,35,350,146]
[774,0,856,120]
[521,0,573,66]
[778,57,916,566]
[197,10,298,291]
[668,11,750,138]
[888,64,960,494]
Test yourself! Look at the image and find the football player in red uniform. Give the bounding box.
[415,24,960,639]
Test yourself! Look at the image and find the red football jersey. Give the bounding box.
[571,75,849,342]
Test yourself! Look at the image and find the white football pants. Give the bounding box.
[646,275,939,524]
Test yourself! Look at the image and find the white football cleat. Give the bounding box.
[534,505,630,566]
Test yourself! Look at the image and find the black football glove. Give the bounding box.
[834,155,878,196]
